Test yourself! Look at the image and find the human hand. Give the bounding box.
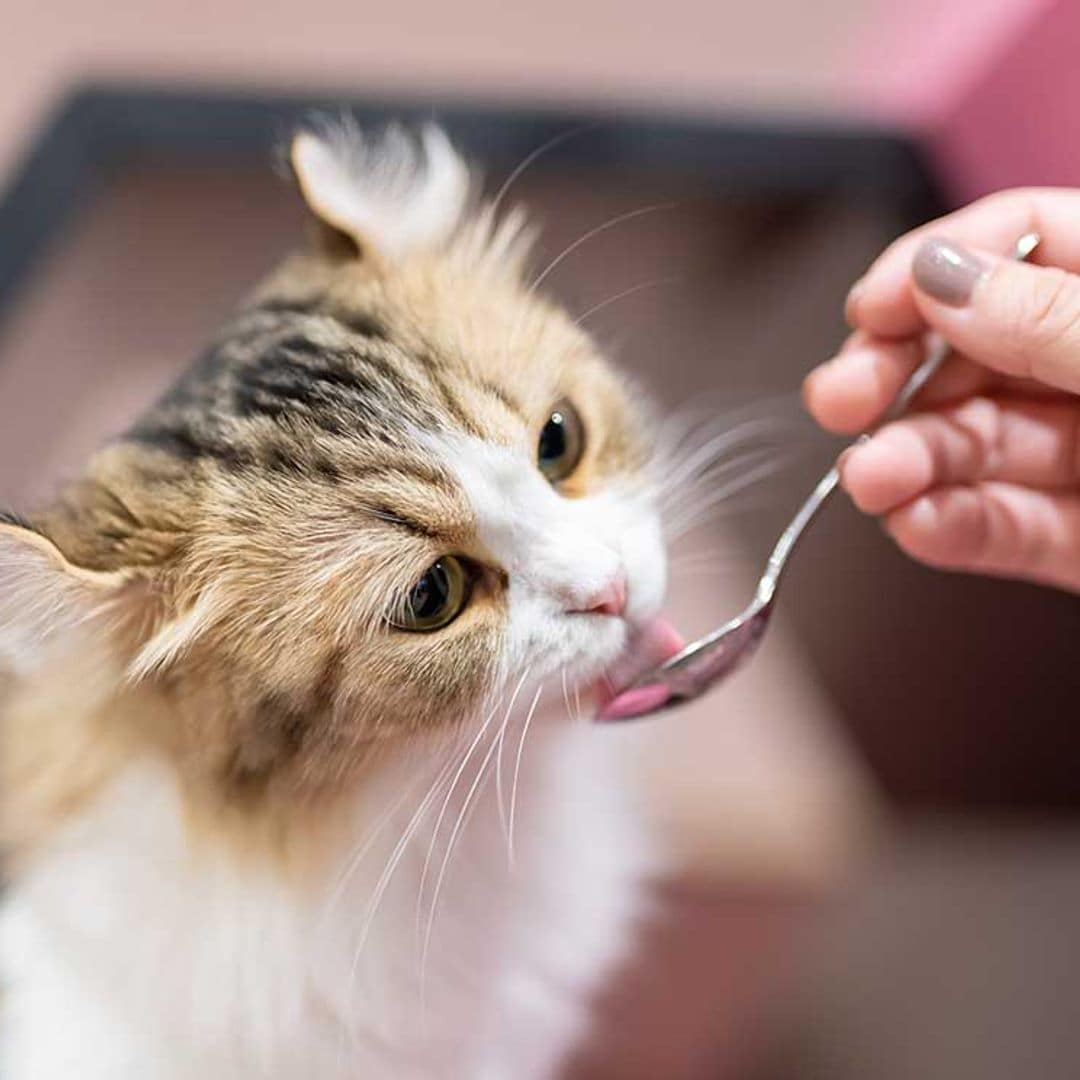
[804,189,1080,593]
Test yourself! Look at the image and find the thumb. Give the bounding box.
[911,237,1080,393]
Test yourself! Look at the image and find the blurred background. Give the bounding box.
[3,1,1080,1076]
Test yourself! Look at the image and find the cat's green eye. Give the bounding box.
[391,556,471,632]
[537,400,585,484]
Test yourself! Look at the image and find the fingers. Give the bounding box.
[802,341,1019,435]
[911,243,1080,394]
[823,189,1080,595]
[840,395,1080,515]
[810,240,1080,435]
[847,188,1080,338]
[885,483,1080,594]
[802,336,924,434]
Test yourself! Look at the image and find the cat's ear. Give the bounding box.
[289,121,471,262]
[0,520,137,673]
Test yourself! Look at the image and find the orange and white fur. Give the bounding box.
[0,122,682,1078]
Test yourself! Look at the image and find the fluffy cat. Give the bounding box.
[0,121,684,1078]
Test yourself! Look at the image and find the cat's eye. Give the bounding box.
[391,556,471,632]
[537,400,585,484]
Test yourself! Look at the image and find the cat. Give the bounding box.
[0,120,685,1078]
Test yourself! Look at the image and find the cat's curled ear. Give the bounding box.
[0,519,140,675]
[289,120,472,263]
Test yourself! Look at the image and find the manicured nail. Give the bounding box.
[912,237,988,306]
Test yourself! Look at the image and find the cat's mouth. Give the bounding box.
[592,616,684,722]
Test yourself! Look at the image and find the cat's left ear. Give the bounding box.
[0,520,138,673]
[289,122,471,262]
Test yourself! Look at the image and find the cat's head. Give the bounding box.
[0,122,679,803]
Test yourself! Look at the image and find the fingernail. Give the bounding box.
[912,237,988,307]
[836,441,865,483]
[906,496,937,532]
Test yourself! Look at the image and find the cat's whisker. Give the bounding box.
[666,479,794,525]
[489,124,596,219]
[664,495,795,553]
[413,689,513,949]
[649,447,775,514]
[528,202,678,294]
[656,446,789,523]
[655,428,791,497]
[350,745,459,951]
[652,417,796,498]
[560,668,574,725]
[572,275,683,327]
[657,419,802,490]
[650,392,804,463]
[667,475,785,539]
[343,737,463,1051]
[494,673,532,847]
[665,455,793,540]
[318,769,421,932]
[660,447,780,505]
[647,404,807,514]
[419,694,511,1011]
[507,683,543,871]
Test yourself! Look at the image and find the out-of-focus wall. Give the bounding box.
[0,0,885,180]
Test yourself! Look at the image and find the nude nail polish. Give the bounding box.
[912,237,987,306]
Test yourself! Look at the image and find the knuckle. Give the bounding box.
[997,266,1080,354]
[1028,269,1080,349]
[947,396,1005,478]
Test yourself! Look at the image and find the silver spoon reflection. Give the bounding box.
[602,231,1041,721]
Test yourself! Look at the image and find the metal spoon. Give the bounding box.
[612,231,1041,720]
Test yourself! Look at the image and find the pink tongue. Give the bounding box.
[593,616,684,722]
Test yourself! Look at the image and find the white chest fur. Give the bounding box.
[1,723,649,1079]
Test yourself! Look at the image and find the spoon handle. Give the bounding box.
[756,230,1042,606]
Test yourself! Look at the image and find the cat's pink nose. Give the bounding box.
[570,573,627,617]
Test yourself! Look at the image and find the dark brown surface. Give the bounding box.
[564,881,818,1080]
[569,822,1080,1080]
[747,820,1080,1080]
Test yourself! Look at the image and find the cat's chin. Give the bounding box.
[590,616,684,722]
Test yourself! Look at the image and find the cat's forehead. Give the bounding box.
[304,250,599,412]
[130,254,613,474]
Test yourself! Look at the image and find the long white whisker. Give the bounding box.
[666,456,793,539]
[318,772,420,932]
[342,743,461,1050]
[560,669,574,724]
[414,677,523,943]
[494,673,531,848]
[659,446,789,520]
[573,275,681,326]
[351,750,457,952]
[529,202,677,294]
[654,417,792,498]
[490,124,595,217]
[419,712,506,1008]
[507,684,543,870]
[656,440,786,503]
